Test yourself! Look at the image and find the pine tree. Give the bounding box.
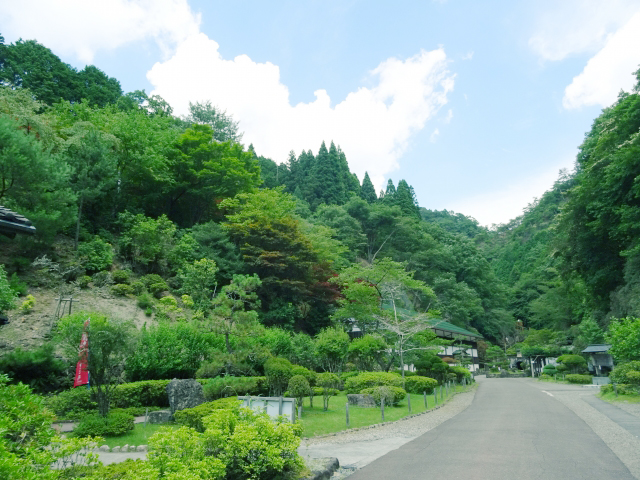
[360,172,377,203]
[383,179,396,205]
[396,180,419,216]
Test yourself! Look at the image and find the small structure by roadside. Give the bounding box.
[582,344,614,377]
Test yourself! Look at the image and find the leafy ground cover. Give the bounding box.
[599,391,640,404]
[300,384,474,437]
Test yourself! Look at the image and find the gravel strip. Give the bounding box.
[528,384,640,479]
[301,387,476,446]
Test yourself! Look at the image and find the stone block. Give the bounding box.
[111,446,120,453]
[347,394,376,408]
[148,409,172,424]
[167,379,204,414]
[99,445,110,452]
[136,445,147,452]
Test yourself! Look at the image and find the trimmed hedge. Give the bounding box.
[201,376,268,401]
[403,376,438,394]
[344,372,402,394]
[610,361,640,385]
[73,411,134,437]
[601,383,639,395]
[174,397,241,432]
[565,374,592,384]
[360,386,407,406]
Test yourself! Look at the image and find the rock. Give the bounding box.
[166,379,205,414]
[129,445,137,452]
[99,445,110,452]
[303,457,340,480]
[148,409,172,424]
[122,444,129,452]
[111,446,121,453]
[347,394,376,408]
[136,445,147,452]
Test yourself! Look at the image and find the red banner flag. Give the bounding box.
[74,318,90,388]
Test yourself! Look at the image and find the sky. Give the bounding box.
[2,0,640,226]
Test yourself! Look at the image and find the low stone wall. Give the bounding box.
[485,372,527,378]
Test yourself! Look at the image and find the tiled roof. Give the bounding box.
[0,206,36,238]
[581,344,612,354]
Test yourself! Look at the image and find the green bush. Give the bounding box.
[264,357,293,396]
[141,274,169,298]
[92,271,112,287]
[291,364,317,386]
[73,411,134,437]
[557,354,588,374]
[311,386,339,396]
[566,374,593,384]
[174,397,241,432]
[610,361,640,385]
[8,272,28,296]
[136,293,154,310]
[20,294,35,313]
[403,375,438,394]
[543,364,558,375]
[288,375,310,408]
[110,283,134,296]
[111,270,130,284]
[450,366,472,383]
[45,387,96,419]
[77,236,114,273]
[110,380,173,408]
[0,265,17,313]
[0,343,71,394]
[76,275,92,289]
[360,386,407,406]
[344,372,402,394]
[131,280,146,295]
[202,376,268,400]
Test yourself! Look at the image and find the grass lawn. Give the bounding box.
[299,384,474,438]
[101,423,179,448]
[599,391,640,404]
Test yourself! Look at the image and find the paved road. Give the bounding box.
[349,379,635,480]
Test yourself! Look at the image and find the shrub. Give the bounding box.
[0,265,17,313]
[45,387,97,419]
[92,271,112,287]
[360,386,407,406]
[543,364,558,376]
[311,386,339,397]
[8,272,28,296]
[110,284,134,296]
[344,372,402,394]
[75,275,92,289]
[149,282,169,298]
[264,357,293,396]
[109,380,173,408]
[288,375,310,410]
[174,397,241,432]
[181,294,195,309]
[154,406,303,480]
[111,270,130,284]
[136,293,154,310]
[77,236,114,273]
[450,366,472,383]
[20,294,36,313]
[0,343,71,394]
[403,375,438,394]
[141,273,166,289]
[131,281,145,295]
[565,374,592,384]
[316,372,340,410]
[145,307,153,316]
[159,295,177,308]
[610,361,640,385]
[557,354,588,374]
[201,376,268,401]
[291,364,317,386]
[73,411,134,437]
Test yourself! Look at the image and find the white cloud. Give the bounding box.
[563,12,640,109]
[528,0,638,61]
[147,33,455,189]
[447,159,574,227]
[430,128,440,143]
[461,51,474,61]
[444,109,453,124]
[0,0,200,63]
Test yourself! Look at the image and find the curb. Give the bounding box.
[303,386,475,440]
[95,444,148,453]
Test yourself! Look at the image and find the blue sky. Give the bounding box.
[3,0,640,226]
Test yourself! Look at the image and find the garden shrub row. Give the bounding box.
[403,375,438,394]
[73,411,134,437]
[601,383,640,395]
[360,386,407,406]
[344,372,402,394]
[201,376,268,400]
[565,374,592,384]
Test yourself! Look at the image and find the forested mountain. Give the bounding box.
[2,35,639,350]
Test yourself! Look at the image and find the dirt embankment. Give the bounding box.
[0,286,152,355]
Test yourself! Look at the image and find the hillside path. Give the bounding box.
[347,378,640,480]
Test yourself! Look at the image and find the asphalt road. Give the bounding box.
[348,378,635,480]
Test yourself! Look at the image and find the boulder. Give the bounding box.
[136,445,147,452]
[99,445,110,452]
[148,409,172,424]
[111,446,121,453]
[166,379,205,414]
[347,394,376,408]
